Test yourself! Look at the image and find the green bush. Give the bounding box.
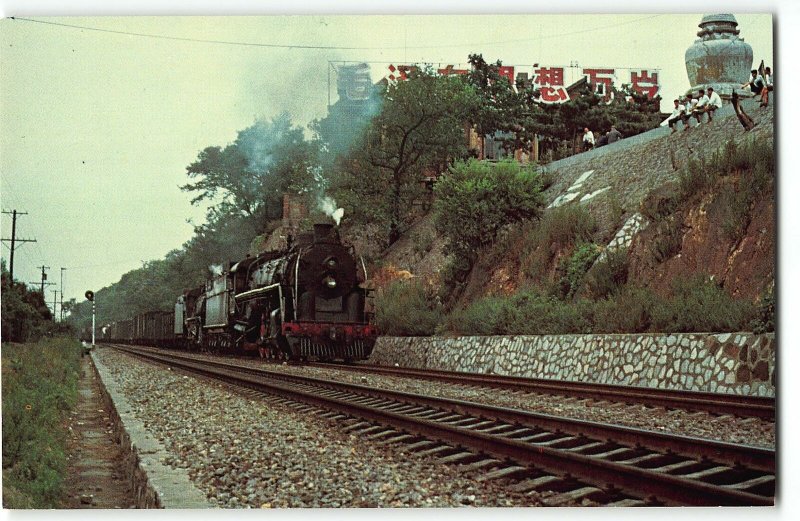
[650,275,755,333]
[651,216,683,263]
[592,285,657,333]
[440,275,757,336]
[555,242,601,299]
[585,247,630,299]
[678,156,716,201]
[376,279,443,336]
[433,159,545,262]
[444,288,592,336]
[2,337,82,508]
[520,205,598,281]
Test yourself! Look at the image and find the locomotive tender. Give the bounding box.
[102,223,378,361]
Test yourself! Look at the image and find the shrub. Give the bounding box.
[444,288,592,336]
[678,156,716,201]
[750,286,775,334]
[651,216,683,263]
[650,275,755,333]
[433,159,545,262]
[2,337,82,508]
[375,279,443,336]
[520,205,598,281]
[585,247,630,299]
[555,242,601,299]
[592,285,657,333]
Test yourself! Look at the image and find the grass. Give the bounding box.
[2,336,82,508]
[440,275,755,336]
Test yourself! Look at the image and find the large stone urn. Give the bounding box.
[685,13,753,98]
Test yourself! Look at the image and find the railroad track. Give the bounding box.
[109,344,774,506]
[309,361,775,420]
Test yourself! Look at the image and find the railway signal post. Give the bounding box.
[86,290,95,347]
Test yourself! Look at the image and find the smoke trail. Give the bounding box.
[209,264,224,276]
[317,195,344,225]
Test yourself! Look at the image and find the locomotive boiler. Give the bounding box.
[175,223,377,361]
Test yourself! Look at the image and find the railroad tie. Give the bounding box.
[562,441,607,453]
[375,434,415,446]
[606,498,648,507]
[438,451,475,464]
[509,475,561,493]
[415,445,454,458]
[722,474,775,491]
[404,440,438,451]
[545,486,605,507]
[366,429,398,440]
[680,465,732,480]
[459,458,502,472]
[615,453,665,466]
[478,465,528,481]
[648,459,699,473]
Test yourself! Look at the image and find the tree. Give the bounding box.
[335,70,480,245]
[433,159,545,264]
[182,113,318,233]
[1,260,53,342]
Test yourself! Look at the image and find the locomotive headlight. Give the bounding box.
[323,275,337,289]
[326,258,338,269]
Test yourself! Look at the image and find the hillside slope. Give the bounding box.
[384,97,775,307]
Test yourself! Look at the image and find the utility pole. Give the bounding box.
[37,265,50,294]
[52,290,59,321]
[60,267,66,321]
[1,209,37,281]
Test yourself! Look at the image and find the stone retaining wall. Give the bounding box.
[90,350,213,508]
[369,333,775,397]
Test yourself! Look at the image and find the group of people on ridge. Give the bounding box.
[741,66,773,107]
[582,126,622,151]
[667,87,722,133]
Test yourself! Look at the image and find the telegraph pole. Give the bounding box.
[1,209,37,281]
[38,265,50,294]
[60,267,66,321]
[52,290,59,321]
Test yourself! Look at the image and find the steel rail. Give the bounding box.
[310,361,775,420]
[110,345,775,506]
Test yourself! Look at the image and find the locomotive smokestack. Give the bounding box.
[313,223,335,244]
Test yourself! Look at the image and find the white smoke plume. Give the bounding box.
[209,264,224,276]
[317,195,345,226]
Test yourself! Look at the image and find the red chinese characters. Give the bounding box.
[387,64,417,81]
[630,70,660,99]
[583,68,615,94]
[534,66,565,86]
[437,65,469,76]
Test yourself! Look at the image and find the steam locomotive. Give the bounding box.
[101,223,378,361]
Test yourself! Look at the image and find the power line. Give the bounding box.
[10,14,665,52]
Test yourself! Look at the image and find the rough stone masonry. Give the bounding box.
[369,333,775,397]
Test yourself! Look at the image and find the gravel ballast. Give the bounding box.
[210,354,775,449]
[94,347,542,507]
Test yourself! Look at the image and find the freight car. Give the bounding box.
[101,222,377,361]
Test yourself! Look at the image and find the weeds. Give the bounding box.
[585,247,630,299]
[2,337,82,508]
[375,279,443,336]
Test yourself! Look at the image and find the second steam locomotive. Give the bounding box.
[103,223,378,361]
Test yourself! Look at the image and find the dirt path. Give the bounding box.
[61,355,135,508]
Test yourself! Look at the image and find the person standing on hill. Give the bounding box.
[607,126,623,144]
[761,66,773,107]
[582,127,595,151]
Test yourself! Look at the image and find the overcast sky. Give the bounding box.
[0,2,784,309]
